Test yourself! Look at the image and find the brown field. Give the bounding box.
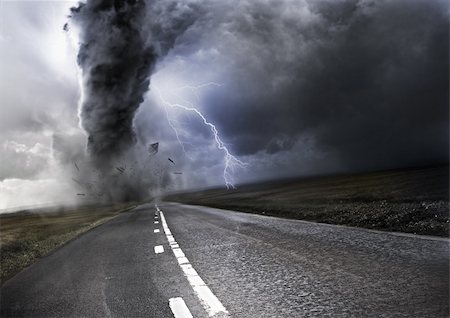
[166,165,449,237]
[0,203,137,284]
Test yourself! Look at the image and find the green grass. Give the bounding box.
[166,165,449,237]
[0,203,137,284]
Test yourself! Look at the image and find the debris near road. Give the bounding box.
[148,142,159,156]
[116,166,126,174]
[168,158,175,164]
[72,178,99,197]
[71,178,83,186]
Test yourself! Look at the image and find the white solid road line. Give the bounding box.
[154,229,160,233]
[154,245,164,254]
[158,206,229,318]
[169,297,193,318]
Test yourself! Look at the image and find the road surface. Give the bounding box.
[1,203,448,317]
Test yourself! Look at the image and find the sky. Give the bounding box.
[0,0,448,210]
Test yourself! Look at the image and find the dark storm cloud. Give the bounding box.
[192,0,449,171]
[69,0,199,164]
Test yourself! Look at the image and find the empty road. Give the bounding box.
[1,203,448,317]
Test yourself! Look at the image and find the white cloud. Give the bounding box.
[0,178,78,211]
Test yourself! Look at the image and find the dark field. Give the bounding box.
[0,203,137,284]
[166,165,449,237]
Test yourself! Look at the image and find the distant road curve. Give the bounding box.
[1,202,448,317]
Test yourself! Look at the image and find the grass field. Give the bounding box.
[166,165,449,237]
[0,203,137,284]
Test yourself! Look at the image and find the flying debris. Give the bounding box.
[73,178,94,192]
[74,162,80,172]
[71,178,83,186]
[63,23,69,32]
[116,166,126,174]
[85,182,94,191]
[148,142,159,156]
[168,158,175,164]
[72,175,103,197]
[173,172,183,175]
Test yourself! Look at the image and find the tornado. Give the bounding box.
[70,0,156,164]
[69,0,199,200]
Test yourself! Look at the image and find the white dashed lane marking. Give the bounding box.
[154,229,160,233]
[157,205,229,318]
[154,245,164,254]
[169,297,193,318]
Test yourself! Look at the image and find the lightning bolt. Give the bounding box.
[152,83,246,189]
[161,101,188,156]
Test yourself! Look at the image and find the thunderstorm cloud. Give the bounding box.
[167,0,448,173]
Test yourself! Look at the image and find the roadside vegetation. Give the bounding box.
[0,203,137,284]
[166,165,449,237]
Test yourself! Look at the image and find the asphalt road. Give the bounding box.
[1,202,448,317]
